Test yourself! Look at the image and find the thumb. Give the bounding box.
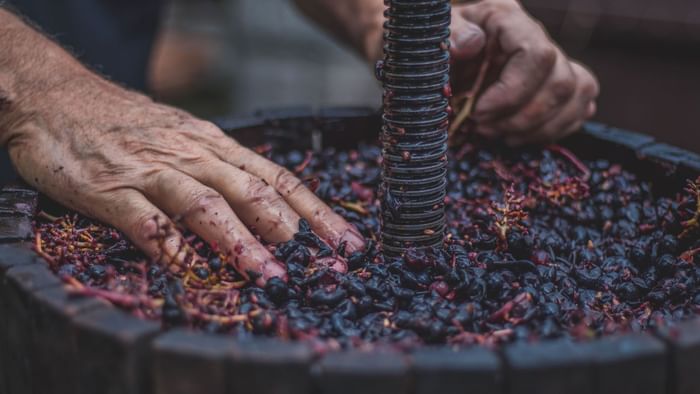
[450,14,486,61]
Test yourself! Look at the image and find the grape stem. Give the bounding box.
[448,39,496,142]
[680,178,700,239]
[546,144,591,182]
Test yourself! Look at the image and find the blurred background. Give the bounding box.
[149,0,381,118]
[522,0,700,152]
[1,0,698,169]
[150,0,700,151]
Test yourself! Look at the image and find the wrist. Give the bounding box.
[0,71,152,147]
[0,20,87,141]
[0,9,154,144]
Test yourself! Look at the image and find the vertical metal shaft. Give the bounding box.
[378,0,451,256]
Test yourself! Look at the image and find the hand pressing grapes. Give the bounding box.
[449,0,600,145]
[0,10,363,286]
[295,0,599,145]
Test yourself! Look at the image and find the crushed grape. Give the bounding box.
[33,140,700,351]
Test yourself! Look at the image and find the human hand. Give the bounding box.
[2,76,364,286]
[449,0,599,145]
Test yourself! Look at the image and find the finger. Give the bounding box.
[191,160,348,273]
[490,52,576,134]
[518,95,593,146]
[145,169,286,286]
[502,61,598,146]
[502,95,592,147]
[219,144,365,255]
[457,5,557,121]
[473,123,505,140]
[95,189,193,273]
[547,63,599,141]
[586,101,597,118]
[192,160,301,243]
[473,43,556,121]
[450,11,486,61]
[449,13,489,96]
[573,61,600,99]
[572,62,600,115]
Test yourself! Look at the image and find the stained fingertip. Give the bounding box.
[255,260,287,287]
[338,228,366,254]
[135,216,199,273]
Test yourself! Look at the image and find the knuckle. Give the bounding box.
[224,139,245,158]
[498,87,521,109]
[504,0,522,11]
[244,177,281,204]
[481,1,518,31]
[185,189,225,215]
[196,120,226,137]
[481,80,515,111]
[532,44,557,70]
[247,177,269,196]
[490,0,519,14]
[512,109,542,130]
[131,212,161,240]
[274,168,305,197]
[550,77,576,103]
[487,10,512,29]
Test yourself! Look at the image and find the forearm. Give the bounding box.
[0,9,148,146]
[0,9,88,116]
[293,0,384,63]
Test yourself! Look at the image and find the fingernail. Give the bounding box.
[340,229,366,254]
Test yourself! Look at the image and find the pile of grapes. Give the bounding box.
[34,139,700,351]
